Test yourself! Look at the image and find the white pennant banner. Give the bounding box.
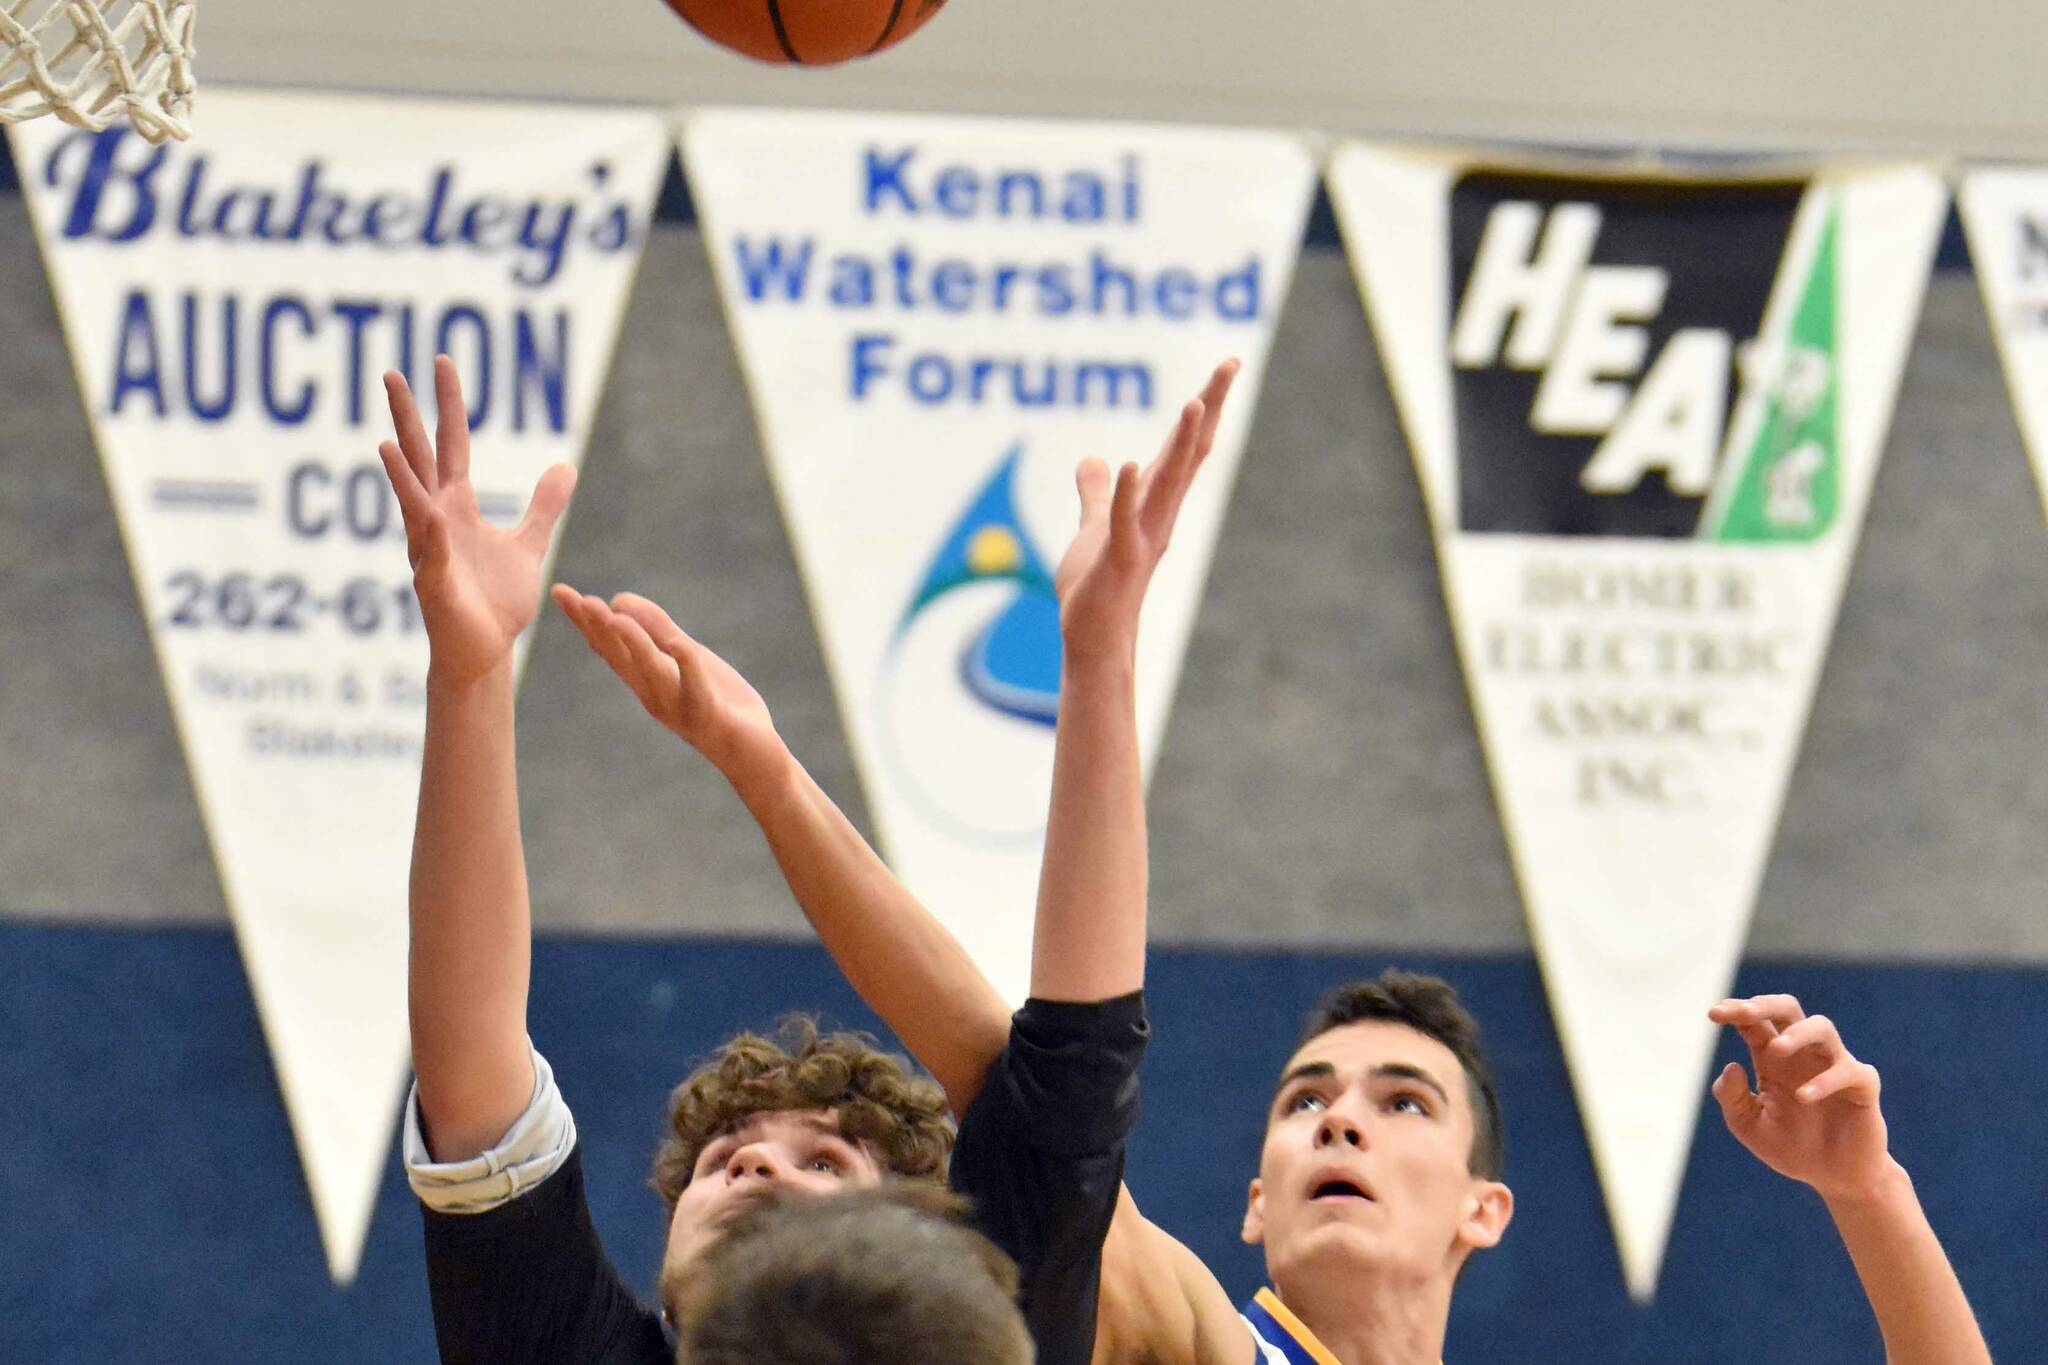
[683,109,1314,1003]
[11,90,667,1281]
[1961,169,2048,519]
[1327,145,1944,1299]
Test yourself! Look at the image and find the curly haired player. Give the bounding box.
[378,355,1228,1363]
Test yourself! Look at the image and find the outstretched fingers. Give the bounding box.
[606,610,684,711]
[549,582,583,624]
[1722,994,1809,1030]
[1109,460,1143,560]
[1192,358,1240,461]
[377,439,432,524]
[610,592,694,657]
[555,588,640,694]
[1710,994,1806,1059]
[1710,1061,1759,1127]
[1765,1014,1845,1067]
[1759,1013,1877,1106]
[1074,457,1112,528]
[1139,399,1205,541]
[431,355,472,487]
[377,439,446,570]
[383,370,438,495]
[516,463,577,556]
[554,586,703,726]
[611,593,704,695]
[1152,396,1204,489]
[551,586,605,653]
[1797,1056,1880,1106]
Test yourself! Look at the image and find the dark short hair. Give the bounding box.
[653,1018,953,1210]
[1295,970,1504,1179]
[667,1182,1032,1365]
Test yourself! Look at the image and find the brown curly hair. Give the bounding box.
[653,1018,953,1210]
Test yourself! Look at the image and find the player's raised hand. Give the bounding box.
[378,355,574,683]
[551,586,785,782]
[1054,358,1239,657]
[1709,994,1895,1203]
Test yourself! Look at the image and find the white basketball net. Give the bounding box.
[0,1,196,144]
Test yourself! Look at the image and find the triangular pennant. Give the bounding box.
[683,109,1314,1003]
[1961,169,2048,521]
[1327,145,1945,1299]
[11,91,667,1281]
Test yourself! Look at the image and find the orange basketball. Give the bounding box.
[667,0,950,66]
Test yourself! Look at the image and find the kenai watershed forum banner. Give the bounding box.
[683,108,1316,1004]
[9,90,668,1280]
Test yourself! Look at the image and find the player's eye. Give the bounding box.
[808,1150,847,1175]
[1388,1091,1431,1117]
[1287,1090,1328,1114]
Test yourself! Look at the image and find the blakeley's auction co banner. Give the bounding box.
[11,90,666,1280]
[1327,145,1945,1299]
[684,109,1314,1003]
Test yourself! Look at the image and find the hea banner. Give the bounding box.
[11,91,666,1281]
[1961,170,2048,519]
[1327,145,1944,1299]
[683,109,1314,1002]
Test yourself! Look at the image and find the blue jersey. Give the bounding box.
[1241,1288,1341,1365]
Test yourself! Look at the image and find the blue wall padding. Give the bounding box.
[3,922,2040,1363]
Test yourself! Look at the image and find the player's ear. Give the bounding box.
[1241,1176,1266,1246]
[1456,1179,1513,1251]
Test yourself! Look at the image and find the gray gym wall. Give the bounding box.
[4,187,2045,966]
[198,0,2048,161]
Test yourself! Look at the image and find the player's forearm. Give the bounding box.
[407,660,537,1161]
[1825,1159,1990,1365]
[1030,644,1145,1003]
[727,747,1011,1116]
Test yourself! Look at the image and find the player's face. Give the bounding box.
[1242,1021,1511,1291]
[663,1108,886,1276]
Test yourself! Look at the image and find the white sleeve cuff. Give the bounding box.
[403,1044,579,1215]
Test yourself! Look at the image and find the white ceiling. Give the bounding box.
[200,0,2048,160]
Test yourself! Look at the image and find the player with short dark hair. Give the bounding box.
[1293,973,1504,1181]
[1218,970,1513,1360]
[668,1183,1032,1365]
[1196,968,1514,1364]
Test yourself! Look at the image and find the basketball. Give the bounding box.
[666,0,949,66]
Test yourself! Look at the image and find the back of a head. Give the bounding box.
[671,1183,1034,1365]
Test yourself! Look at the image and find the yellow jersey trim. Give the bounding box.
[1250,1288,1346,1365]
